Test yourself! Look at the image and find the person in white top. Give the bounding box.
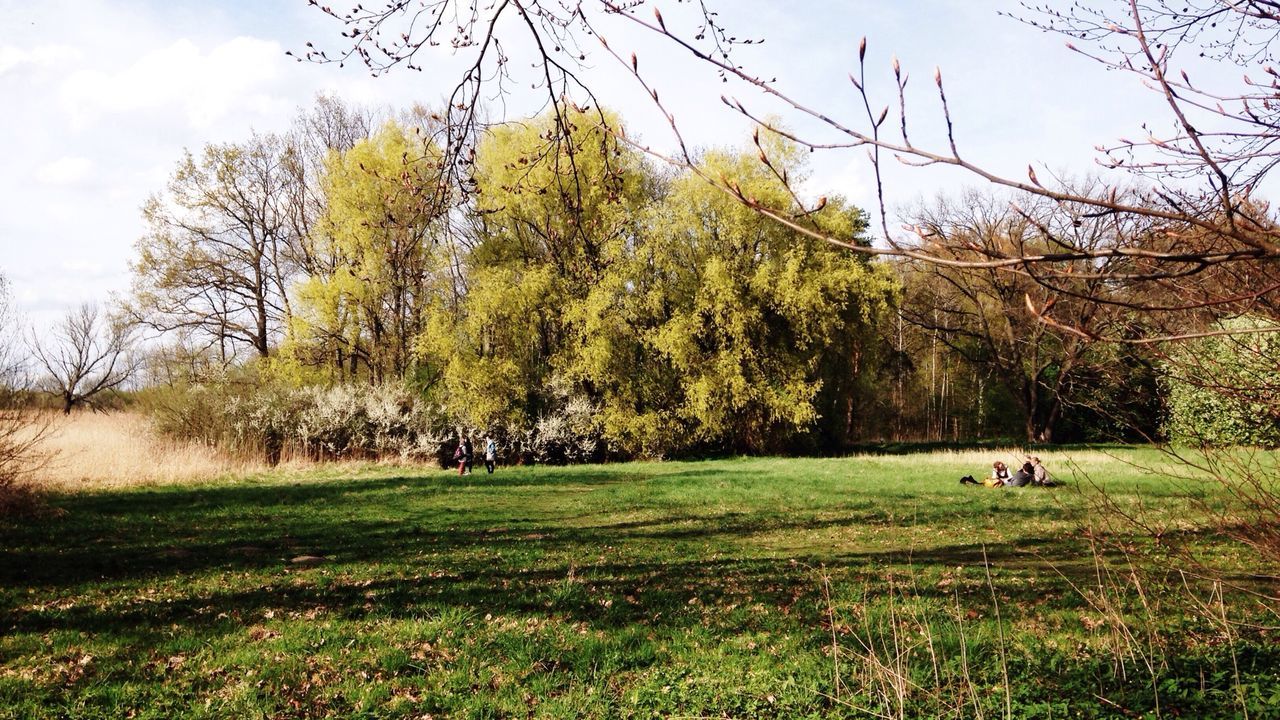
[484,435,498,474]
[988,461,1010,487]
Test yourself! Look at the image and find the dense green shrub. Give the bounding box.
[1164,317,1280,447]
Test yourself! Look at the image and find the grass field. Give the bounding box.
[2,451,1277,719]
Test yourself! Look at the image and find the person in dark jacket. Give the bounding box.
[463,436,475,475]
[1007,461,1034,488]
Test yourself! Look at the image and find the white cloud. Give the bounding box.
[0,47,25,76]
[0,44,81,77]
[59,259,106,276]
[35,156,93,185]
[806,157,873,210]
[60,36,286,129]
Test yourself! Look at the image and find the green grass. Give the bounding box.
[2,451,1277,719]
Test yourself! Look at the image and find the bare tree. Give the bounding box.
[137,327,231,388]
[133,133,299,362]
[0,274,50,502]
[0,274,25,402]
[283,94,377,279]
[901,187,1140,442]
[31,303,139,414]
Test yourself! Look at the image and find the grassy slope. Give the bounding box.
[1,451,1276,719]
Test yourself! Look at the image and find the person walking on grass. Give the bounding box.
[463,435,475,475]
[454,435,467,476]
[484,434,497,474]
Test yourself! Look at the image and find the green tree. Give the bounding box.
[286,120,450,383]
[418,106,653,429]
[566,132,897,454]
[1164,316,1280,447]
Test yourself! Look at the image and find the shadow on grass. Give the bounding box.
[4,533,1102,639]
[2,480,1082,586]
[0,468,1217,649]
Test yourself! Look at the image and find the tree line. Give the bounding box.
[126,99,898,458]
[73,92,1257,461]
[2,95,1272,466]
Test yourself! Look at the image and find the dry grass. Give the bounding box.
[27,411,268,491]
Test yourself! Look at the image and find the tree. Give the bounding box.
[419,264,561,430]
[287,119,451,382]
[133,133,299,362]
[900,187,1139,443]
[253,96,383,381]
[281,95,377,302]
[302,1,1280,342]
[418,106,654,429]
[136,328,230,388]
[1164,316,1280,447]
[0,273,24,403]
[0,273,47,501]
[563,131,896,454]
[30,303,138,414]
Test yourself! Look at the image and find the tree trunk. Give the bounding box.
[255,298,269,357]
[1034,397,1062,444]
[264,432,282,466]
[1024,395,1062,444]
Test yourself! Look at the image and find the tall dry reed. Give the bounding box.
[29,411,268,491]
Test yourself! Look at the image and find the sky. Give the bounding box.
[0,0,1176,332]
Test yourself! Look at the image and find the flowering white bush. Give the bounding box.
[522,393,603,464]
[152,380,605,465]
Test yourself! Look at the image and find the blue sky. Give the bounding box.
[0,0,1172,330]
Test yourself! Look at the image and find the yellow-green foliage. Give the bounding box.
[564,134,897,455]
[469,106,650,278]
[282,108,899,458]
[419,265,558,428]
[286,121,449,382]
[418,108,651,432]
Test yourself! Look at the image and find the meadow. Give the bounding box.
[1,433,1277,719]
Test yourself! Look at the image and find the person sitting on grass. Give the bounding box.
[987,461,1010,487]
[1006,461,1034,488]
[1029,456,1057,486]
[961,460,1012,487]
